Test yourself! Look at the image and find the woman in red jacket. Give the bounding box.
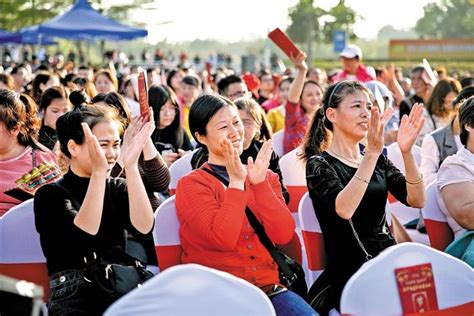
[175,94,316,315]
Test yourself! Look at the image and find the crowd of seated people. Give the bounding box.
[1,44,473,315]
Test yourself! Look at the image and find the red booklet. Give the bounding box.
[395,263,439,314]
[268,28,302,59]
[138,71,150,119]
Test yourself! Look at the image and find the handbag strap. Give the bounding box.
[201,167,297,285]
[348,219,373,261]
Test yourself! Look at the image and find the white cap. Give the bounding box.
[340,44,362,59]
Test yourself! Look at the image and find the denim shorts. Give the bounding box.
[48,269,111,316]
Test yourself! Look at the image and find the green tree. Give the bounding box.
[286,0,358,60]
[0,0,150,32]
[322,0,358,42]
[415,0,474,38]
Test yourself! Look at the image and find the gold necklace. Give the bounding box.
[327,149,362,167]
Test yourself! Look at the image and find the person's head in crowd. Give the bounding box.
[0,73,14,90]
[180,75,201,106]
[149,84,180,131]
[31,71,61,104]
[426,78,461,119]
[147,67,159,87]
[365,80,394,112]
[300,79,324,117]
[277,76,294,105]
[69,90,90,111]
[460,77,474,88]
[190,94,243,161]
[234,97,272,150]
[435,65,448,80]
[0,89,42,153]
[72,77,97,99]
[339,44,363,75]
[62,73,77,90]
[258,70,275,97]
[217,75,249,101]
[56,103,123,175]
[94,69,118,94]
[39,86,71,131]
[10,65,28,92]
[95,91,132,131]
[120,78,137,102]
[410,66,432,100]
[400,77,412,96]
[78,65,94,81]
[301,80,371,160]
[458,96,474,151]
[166,68,185,95]
[307,67,328,87]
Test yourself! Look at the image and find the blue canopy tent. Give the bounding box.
[0,28,57,45]
[21,0,147,41]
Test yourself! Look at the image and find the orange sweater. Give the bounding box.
[175,164,295,288]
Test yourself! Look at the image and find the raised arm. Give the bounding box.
[287,52,308,104]
[397,103,425,208]
[334,107,384,219]
[72,123,108,235]
[121,117,155,234]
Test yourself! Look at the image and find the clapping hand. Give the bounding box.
[366,107,385,156]
[247,140,273,185]
[221,138,247,184]
[121,115,155,169]
[82,123,108,173]
[397,103,425,153]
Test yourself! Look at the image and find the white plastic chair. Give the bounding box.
[104,264,276,316]
[272,129,284,158]
[0,199,49,298]
[341,243,474,316]
[152,196,182,272]
[421,182,454,251]
[168,149,198,195]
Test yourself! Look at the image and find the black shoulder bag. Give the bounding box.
[58,178,153,301]
[202,168,307,299]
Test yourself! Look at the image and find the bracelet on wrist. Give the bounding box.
[353,174,369,184]
[406,173,423,185]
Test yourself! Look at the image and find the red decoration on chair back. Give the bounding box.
[395,263,439,314]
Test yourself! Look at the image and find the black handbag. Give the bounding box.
[201,167,307,299]
[83,245,153,301]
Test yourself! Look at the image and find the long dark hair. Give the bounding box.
[300,80,370,161]
[148,84,184,149]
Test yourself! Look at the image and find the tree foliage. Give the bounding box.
[287,0,358,47]
[415,0,474,38]
[0,0,151,32]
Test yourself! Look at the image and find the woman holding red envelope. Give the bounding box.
[283,52,324,154]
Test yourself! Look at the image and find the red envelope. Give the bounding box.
[268,28,302,59]
[395,263,439,314]
[138,71,150,119]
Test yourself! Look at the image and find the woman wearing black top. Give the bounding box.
[301,81,425,314]
[34,104,155,315]
[149,85,193,166]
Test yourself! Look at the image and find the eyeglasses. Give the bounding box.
[160,107,178,115]
[228,90,250,99]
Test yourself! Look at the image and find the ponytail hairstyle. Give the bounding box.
[300,80,370,161]
[0,89,43,150]
[234,97,272,141]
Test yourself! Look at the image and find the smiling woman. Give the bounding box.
[301,80,426,313]
[175,94,316,315]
